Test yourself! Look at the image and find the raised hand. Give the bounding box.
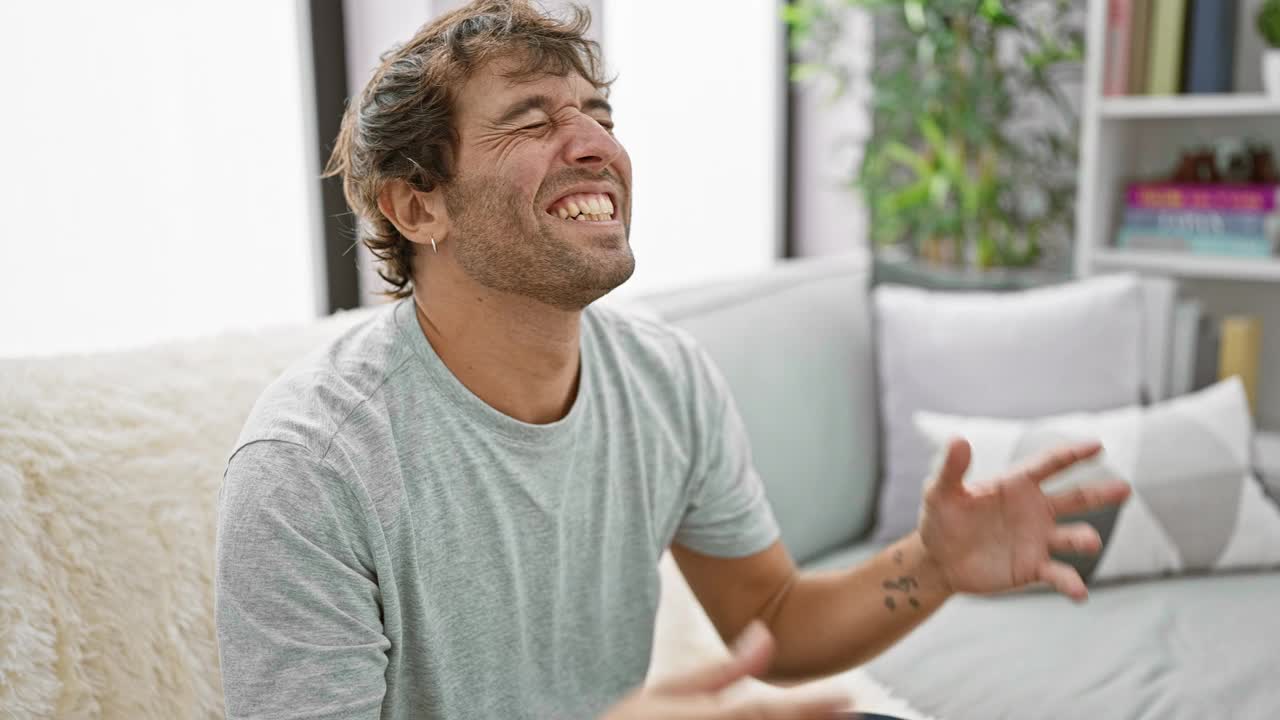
[917,438,1131,601]
[602,621,851,720]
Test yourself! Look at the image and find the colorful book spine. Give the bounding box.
[1115,229,1277,257]
[1127,0,1154,94]
[1147,0,1188,95]
[1218,315,1262,417]
[1184,0,1238,94]
[1105,0,1135,96]
[1126,184,1280,212]
[1123,208,1269,236]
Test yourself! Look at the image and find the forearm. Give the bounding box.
[758,530,953,682]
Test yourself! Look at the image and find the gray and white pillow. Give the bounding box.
[871,275,1147,541]
[914,377,1280,583]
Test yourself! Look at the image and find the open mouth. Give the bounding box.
[545,192,617,223]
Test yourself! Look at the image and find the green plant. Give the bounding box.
[1260,0,1280,48]
[785,0,1085,269]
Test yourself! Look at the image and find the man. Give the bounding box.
[213,2,1130,718]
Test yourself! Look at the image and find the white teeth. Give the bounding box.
[549,194,618,220]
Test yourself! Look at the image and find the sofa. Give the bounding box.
[640,253,1280,720]
[3,249,1279,718]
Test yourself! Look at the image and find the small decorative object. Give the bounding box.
[1168,139,1280,185]
[1170,146,1221,184]
[1260,0,1280,97]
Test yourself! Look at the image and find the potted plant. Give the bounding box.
[785,0,1084,287]
[1261,0,1280,97]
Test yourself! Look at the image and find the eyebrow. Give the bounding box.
[496,94,613,125]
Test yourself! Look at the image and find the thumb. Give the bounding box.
[653,620,774,695]
[929,437,972,493]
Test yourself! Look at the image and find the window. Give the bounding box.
[600,0,785,300]
[0,1,322,357]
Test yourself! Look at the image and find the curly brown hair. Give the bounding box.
[323,0,612,299]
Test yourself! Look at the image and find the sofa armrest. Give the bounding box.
[1255,431,1280,499]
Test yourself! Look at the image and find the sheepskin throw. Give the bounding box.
[0,309,374,718]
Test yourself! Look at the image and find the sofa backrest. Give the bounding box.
[638,251,879,563]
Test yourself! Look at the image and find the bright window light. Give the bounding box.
[599,0,784,302]
[0,1,322,358]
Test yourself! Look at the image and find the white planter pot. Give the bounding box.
[1266,50,1280,98]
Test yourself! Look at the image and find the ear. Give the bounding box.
[377,179,449,250]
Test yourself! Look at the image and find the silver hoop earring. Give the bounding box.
[430,236,438,254]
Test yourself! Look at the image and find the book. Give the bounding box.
[1219,315,1263,416]
[1139,276,1178,403]
[1192,313,1220,391]
[1127,0,1154,94]
[1232,0,1265,93]
[1116,229,1277,257]
[1184,0,1238,93]
[1147,0,1188,95]
[1169,299,1203,397]
[1105,0,1135,96]
[1123,208,1271,236]
[1126,184,1280,212]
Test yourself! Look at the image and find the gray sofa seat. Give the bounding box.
[867,566,1280,719]
[810,539,1280,719]
[641,252,1280,720]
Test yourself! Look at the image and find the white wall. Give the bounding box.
[600,0,785,299]
[0,0,321,357]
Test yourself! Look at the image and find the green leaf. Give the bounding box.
[789,63,826,82]
[904,1,927,33]
[883,141,934,178]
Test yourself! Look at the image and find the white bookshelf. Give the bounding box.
[1092,249,1280,281]
[1075,0,1280,430]
[1099,94,1280,119]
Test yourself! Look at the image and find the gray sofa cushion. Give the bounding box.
[640,253,879,563]
[813,540,1280,720]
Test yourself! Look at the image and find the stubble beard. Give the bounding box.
[444,174,635,311]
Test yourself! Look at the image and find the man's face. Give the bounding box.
[443,56,633,310]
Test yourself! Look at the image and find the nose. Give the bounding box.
[562,114,622,172]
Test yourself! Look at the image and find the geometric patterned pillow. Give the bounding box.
[914,377,1280,584]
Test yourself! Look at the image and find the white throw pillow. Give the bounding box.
[872,274,1146,541]
[914,377,1280,583]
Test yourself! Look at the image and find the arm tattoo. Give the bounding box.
[882,574,920,612]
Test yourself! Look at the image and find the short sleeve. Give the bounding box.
[215,441,389,720]
[673,346,781,557]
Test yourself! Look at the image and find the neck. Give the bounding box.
[411,267,583,426]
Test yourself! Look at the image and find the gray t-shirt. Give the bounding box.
[214,298,779,720]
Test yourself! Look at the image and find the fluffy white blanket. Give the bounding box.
[0,308,934,719]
